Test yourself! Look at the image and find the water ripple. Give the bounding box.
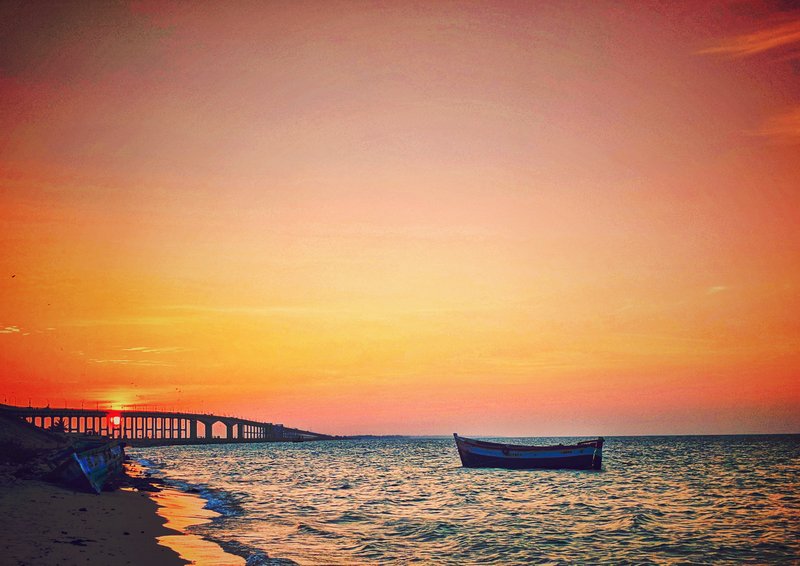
[132,435,800,565]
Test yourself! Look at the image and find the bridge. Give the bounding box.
[0,404,337,446]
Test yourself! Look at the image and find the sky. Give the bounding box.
[1,0,798,436]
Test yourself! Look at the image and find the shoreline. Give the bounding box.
[0,408,272,566]
[126,460,246,566]
[0,461,245,566]
[130,452,300,566]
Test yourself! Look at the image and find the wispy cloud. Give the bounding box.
[1,325,58,335]
[160,303,404,323]
[699,18,800,58]
[700,15,800,144]
[162,301,519,320]
[64,316,177,327]
[162,304,355,317]
[707,285,729,295]
[752,106,800,143]
[121,346,190,354]
[89,358,176,367]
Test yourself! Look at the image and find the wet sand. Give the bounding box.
[154,487,245,566]
[128,462,246,566]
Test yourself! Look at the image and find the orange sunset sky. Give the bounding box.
[1,1,799,435]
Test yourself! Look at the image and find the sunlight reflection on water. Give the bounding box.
[131,435,800,565]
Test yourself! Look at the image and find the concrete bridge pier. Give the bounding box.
[200,419,214,439]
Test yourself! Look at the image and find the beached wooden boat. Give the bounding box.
[50,439,126,493]
[453,434,604,470]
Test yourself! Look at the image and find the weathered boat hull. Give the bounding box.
[52,439,125,493]
[454,434,603,470]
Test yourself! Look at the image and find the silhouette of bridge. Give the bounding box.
[0,404,336,446]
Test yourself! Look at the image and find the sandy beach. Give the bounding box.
[0,465,247,566]
[0,414,243,566]
[0,476,186,566]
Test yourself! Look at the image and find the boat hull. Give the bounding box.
[52,439,125,493]
[454,434,603,470]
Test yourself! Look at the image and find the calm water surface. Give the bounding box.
[131,436,800,565]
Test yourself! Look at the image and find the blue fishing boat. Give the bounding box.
[453,434,603,470]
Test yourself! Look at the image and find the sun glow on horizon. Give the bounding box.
[1,1,799,435]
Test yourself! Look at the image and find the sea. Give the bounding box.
[129,435,800,565]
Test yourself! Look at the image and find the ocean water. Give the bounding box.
[130,435,800,565]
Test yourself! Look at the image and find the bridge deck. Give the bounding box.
[0,404,336,444]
